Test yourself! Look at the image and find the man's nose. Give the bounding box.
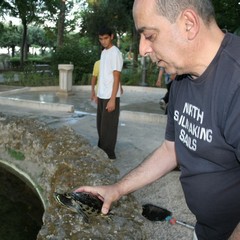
[139,37,152,56]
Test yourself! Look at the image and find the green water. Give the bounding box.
[0,167,44,240]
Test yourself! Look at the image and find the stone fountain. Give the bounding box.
[0,113,145,239]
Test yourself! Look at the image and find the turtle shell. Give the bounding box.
[54,191,103,223]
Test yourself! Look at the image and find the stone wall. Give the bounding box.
[0,113,144,239]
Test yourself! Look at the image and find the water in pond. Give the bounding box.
[0,167,44,240]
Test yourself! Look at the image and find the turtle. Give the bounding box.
[54,191,103,223]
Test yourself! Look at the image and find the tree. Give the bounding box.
[81,0,134,43]
[212,0,240,32]
[1,0,44,66]
[40,0,84,49]
[28,26,54,55]
[0,22,21,57]
[81,0,138,65]
[51,35,99,83]
[0,0,83,64]
[57,0,66,47]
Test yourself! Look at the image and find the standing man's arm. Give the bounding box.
[91,60,99,103]
[170,74,177,81]
[106,70,121,112]
[156,67,164,87]
[91,75,98,103]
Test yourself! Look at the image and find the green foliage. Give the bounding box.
[121,60,159,87]
[7,148,25,161]
[0,23,54,58]
[0,23,21,57]
[51,37,99,84]
[19,64,58,87]
[212,0,240,32]
[2,57,58,87]
[28,26,54,49]
[9,56,51,69]
[234,26,240,36]
[2,69,58,87]
[9,58,21,69]
[1,0,46,64]
[81,0,134,43]
[145,62,159,87]
[1,72,16,85]
[121,67,141,86]
[0,24,20,47]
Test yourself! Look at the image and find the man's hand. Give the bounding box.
[74,184,121,214]
[156,79,161,87]
[106,98,116,112]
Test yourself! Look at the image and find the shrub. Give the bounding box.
[121,59,159,87]
[51,39,100,84]
[9,57,52,70]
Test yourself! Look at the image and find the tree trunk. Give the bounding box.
[11,46,15,57]
[57,0,66,48]
[20,22,28,67]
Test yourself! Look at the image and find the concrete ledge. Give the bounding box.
[0,86,61,96]
[120,110,167,125]
[28,86,59,92]
[0,96,74,113]
[0,85,165,116]
[0,87,31,96]
[73,85,166,94]
[0,85,165,95]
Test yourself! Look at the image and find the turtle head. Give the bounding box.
[54,192,74,208]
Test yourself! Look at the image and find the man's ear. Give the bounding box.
[111,34,114,40]
[182,9,200,40]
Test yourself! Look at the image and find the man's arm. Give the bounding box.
[91,75,97,102]
[229,223,240,240]
[75,140,178,214]
[156,67,164,87]
[116,140,177,196]
[170,73,177,81]
[106,70,120,112]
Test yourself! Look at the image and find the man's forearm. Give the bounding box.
[116,140,177,197]
[110,70,121,100]
[91,76,97,91]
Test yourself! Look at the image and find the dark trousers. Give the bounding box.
[97,98,120,159]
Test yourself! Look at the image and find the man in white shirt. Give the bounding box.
[96,26,123,159]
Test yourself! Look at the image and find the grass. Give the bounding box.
[7,148,25,161]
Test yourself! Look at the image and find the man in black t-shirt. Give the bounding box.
[75,1,240,239]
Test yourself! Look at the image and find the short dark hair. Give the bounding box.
[98,26,113,36]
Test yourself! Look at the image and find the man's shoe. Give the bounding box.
[108,154,116,160]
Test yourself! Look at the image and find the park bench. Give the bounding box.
[34,64,52,76]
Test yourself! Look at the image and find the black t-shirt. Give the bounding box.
[165,33,240,239]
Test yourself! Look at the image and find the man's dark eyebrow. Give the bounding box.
[137,27,157,34]
[137,27,146,34]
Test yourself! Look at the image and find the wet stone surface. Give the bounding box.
[0,113,145,239]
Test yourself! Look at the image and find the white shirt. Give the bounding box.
[97,45,123,99]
